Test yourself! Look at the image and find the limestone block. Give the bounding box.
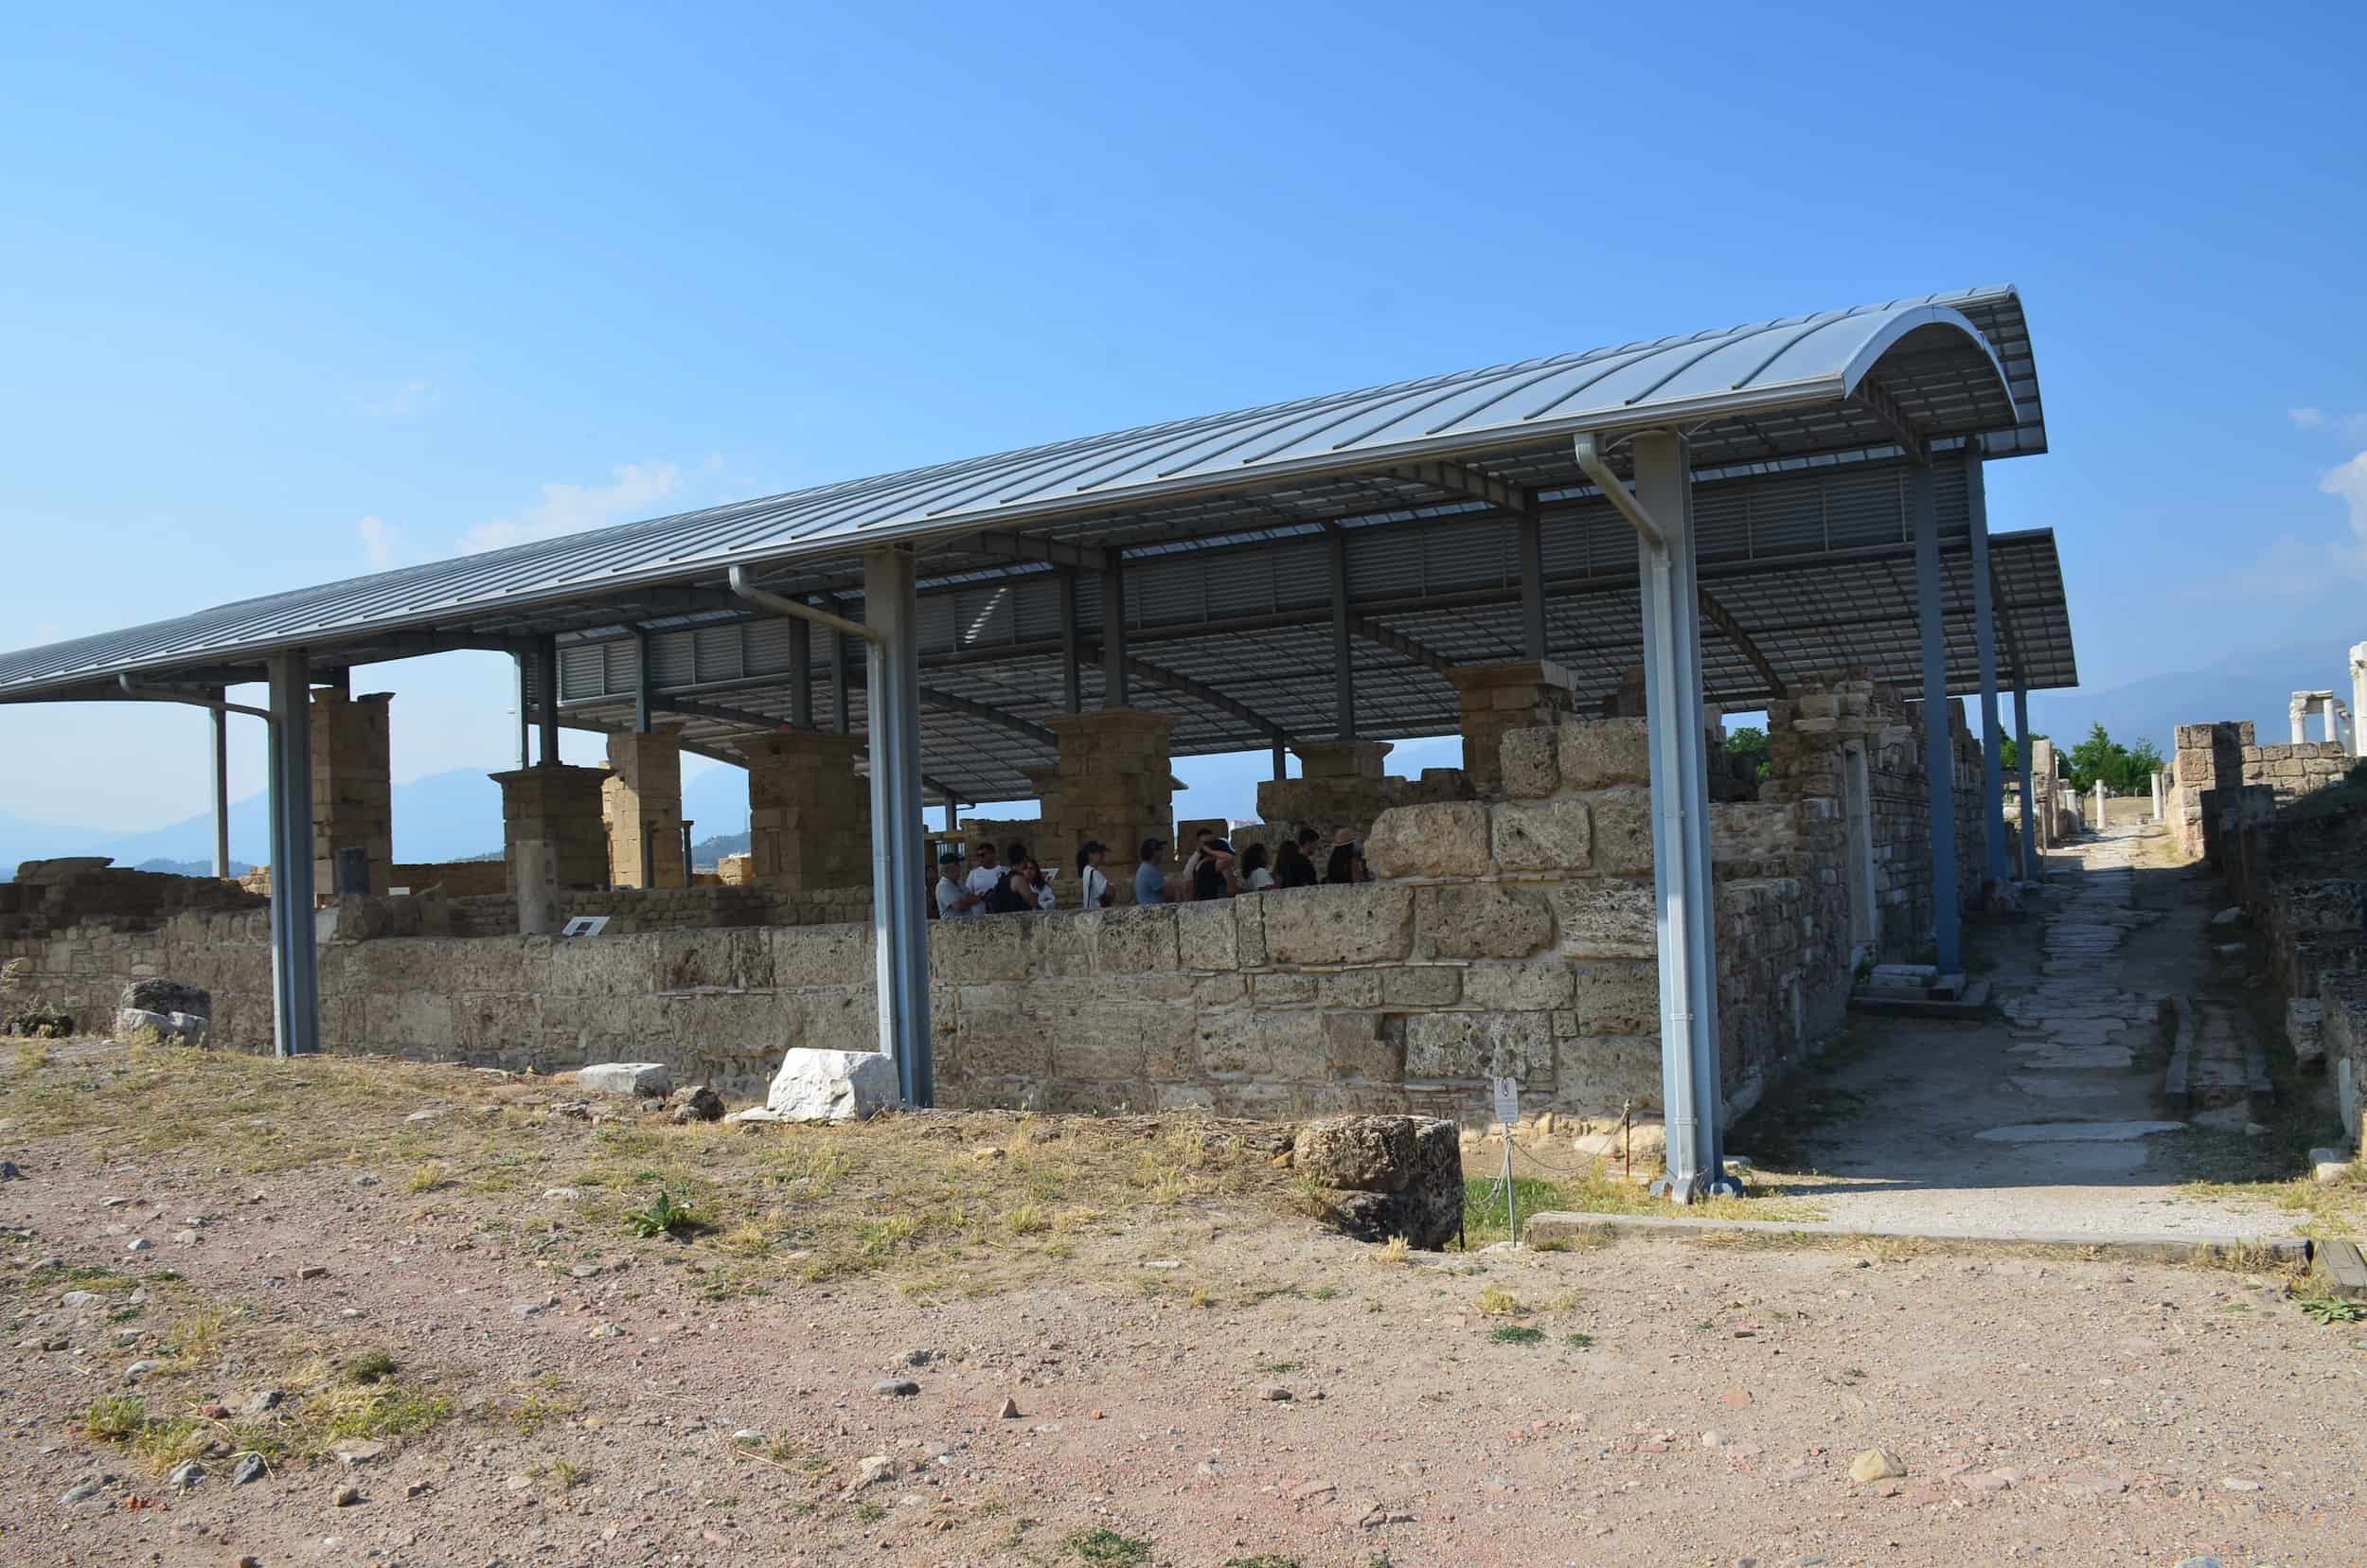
[1585,788,1654,876]
[1319,1118,1462,1249]
[1459,961,1576,1011]
[114,1007,206,1047]
[1499,727,1559,799]
[1403,1011,1555,1082]
[1363,802,1491,880]
[758,1047,899,1122]
[655,928,774,991]
[1381,966,1462,1007]
[776,922,872,985]
[575,1060,671,1096]
[927,915,1035,984]
[1194,1007,1371,1081]
[1574,958,1660,1035]
[1234,897,1268,968]
[1252,971,1319,1006]
[1557,719,1651,790]
[1489,800,1593,873]
[1315,970,1382,1008]
[1292,1115,1415,1191]
[1262,885,1415,966]
[1175,900,1239,971]
[121,977,209,1016]
[453,990,543,1060]
[2288,997,2325,1067]
[549,934,659,999]
[1418,883,1553,960]
[1548,1032,1664,1112]
[1092,906,1183,973]
[1554,881,1657,959]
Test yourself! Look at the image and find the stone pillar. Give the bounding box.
[2031,738,2056,850]
[311,689,392,896]
[2291,693,2310,744]
[1047,708,1177,899]
[2352,643,2367,759]
[601,728,685,889]
[1447,660,1578,792]
[2150,769,2164,822]
[2093,778,2107,830]
[1292,739,1394,781]
[1016,763,1063,852]
[491,765,609,935]
[743,731,870,892]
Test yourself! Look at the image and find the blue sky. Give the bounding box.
[5,2,2364,835]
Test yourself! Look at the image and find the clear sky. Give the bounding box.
[4,2,2364,835]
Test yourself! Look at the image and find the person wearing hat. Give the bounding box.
[1134,838,1173,906]
[1075,841,1113,910]
[934,850,978,919]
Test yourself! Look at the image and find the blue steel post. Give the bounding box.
[1966,457,2007,890]
[265,651,320,1057]
[2015,683,2037,880]
[1911,465,1962,971]
[863,548,933,1106]
[210,703,231,881]
[1630,430,1728,1202]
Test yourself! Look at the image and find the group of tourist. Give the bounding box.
[929,826,1367,918]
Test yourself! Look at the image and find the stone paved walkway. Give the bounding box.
[1740,822,2291,1240]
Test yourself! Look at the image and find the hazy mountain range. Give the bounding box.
[6,640,2353,880]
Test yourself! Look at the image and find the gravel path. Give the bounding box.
[7,1118,2367,1565]
[1736,824,2305,1241]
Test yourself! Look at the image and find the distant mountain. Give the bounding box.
[2030,640,2360,757]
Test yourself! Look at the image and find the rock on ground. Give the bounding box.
[751,1048,899,1123]
[573,1062,671,1097]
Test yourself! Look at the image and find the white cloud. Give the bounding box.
[2290,406,2325,429]
[2323,451,2367,543]
[356,514,398,570]
[2289,406,2367,440]
[355,380,432,418]
[461,461,682,554]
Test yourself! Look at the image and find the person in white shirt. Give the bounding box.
[962,842,1005,912]
[934,851,976,918]
[1025,857,1057,911]
[1240,841,1276,891]
[1075,841,1112,909]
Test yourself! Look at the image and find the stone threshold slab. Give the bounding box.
[1521,1210,2307,1266]
[1971,1120,2184,1143]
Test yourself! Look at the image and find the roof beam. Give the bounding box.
[1081,641,1289,743]
[1345,615,1455,675]
[1386,458,1534,516]
[630,696,965,803]
[1696,589,1789,700]
[1849,383,1929,465]
[973,531,1109,573]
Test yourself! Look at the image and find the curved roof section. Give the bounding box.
[0,287,2041,700]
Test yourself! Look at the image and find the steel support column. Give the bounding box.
[831,618,850,734]
[210,702,231,880]
[2015,683,2037,880]
[512,652,531,770]
[1059,569,1083,715]
[1517,510,1548,660]
[1272,738,1287,781]
[632,627,653,734]
[265,651,319,1058]
[1911,464,1962,971]
[863,548,932,1106]
[1628,430,1729,1203]
[788,615,813,730]
[1328,527,1355,739]
[1967,458,2007,890]
[535,633,560,766]
[1101,562,1130,707]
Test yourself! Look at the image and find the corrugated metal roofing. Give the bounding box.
[0,287,2038,699]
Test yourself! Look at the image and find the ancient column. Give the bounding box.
[311,689,393,896]
[602,728,686,888]
[1446,660,1578,793]
[1046,708,1177,899]
[2351,643,2367,759]
[2291,692,2310,744]
[491,765,609,934]
[743,731,871,892]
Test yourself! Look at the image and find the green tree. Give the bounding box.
[1725,725,1770,780]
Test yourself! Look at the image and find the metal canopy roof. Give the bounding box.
[0,285,2069,806]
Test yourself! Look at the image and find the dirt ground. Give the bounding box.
[6,1043,2367,1567]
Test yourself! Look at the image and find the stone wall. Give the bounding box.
[1255,744,1472,852]
[1759,673,1967,962]
[1,720,1872,1147]
[390,861,508,899]
[0,859,261,942]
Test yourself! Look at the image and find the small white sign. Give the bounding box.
[560,915,611,938]
[1490,1076,1520,1126]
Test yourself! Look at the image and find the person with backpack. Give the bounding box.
[981,841,1036,914]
